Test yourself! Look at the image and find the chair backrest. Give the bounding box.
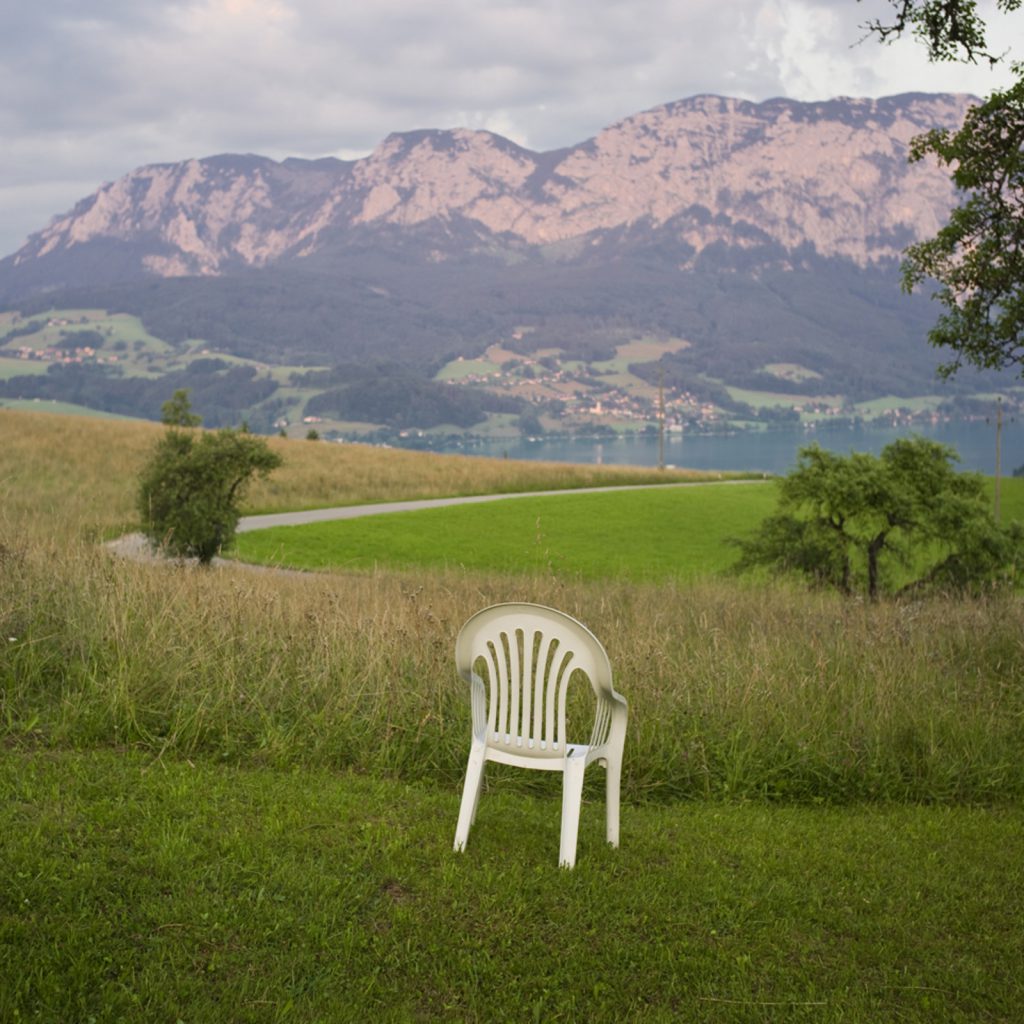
[455,603,616,757]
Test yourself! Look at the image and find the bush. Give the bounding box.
[161,388,202,427]
[137,428,282,563]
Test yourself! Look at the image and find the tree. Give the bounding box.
[517,409,544,436]
[860,0,1024,374]
[903,76,1024,373]
[161,388,202,427]
[138,427,282,564]
[733,438,1023,598]
[862,1,1021,64]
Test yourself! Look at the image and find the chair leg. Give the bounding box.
[559,753,587,869]
[454,745,486,852]
[605,757,621,848]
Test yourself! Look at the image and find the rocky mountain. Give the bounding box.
[0,92,991,408]
[7,93,969,280]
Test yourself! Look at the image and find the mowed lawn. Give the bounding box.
[235,476,1024,583]
[234,482,778,580]
[4,749,1023,1024]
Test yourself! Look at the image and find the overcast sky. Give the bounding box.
[2,0,1022,258]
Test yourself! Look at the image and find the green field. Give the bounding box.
[854,395,947,416]
[435,355,502,381]
[4,748,1022,1023]
[0,308,316,394]
[3,408,1024,1022]
[761,363,823,382]
[0,397,142,419]
[234,483,778,579]
[590,336,690,377]
[234,478,1024,581]
[0,309,172,355]
[725,385,845,410]
[0,356,49,380]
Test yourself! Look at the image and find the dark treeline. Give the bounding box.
[0,363,278,429]
[0,358,525,432]
[302,365,523,429]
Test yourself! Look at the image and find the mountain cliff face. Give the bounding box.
[0,92,987,407]
[6,92,970,283]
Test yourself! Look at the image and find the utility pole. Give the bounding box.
[658,367,665,471]
[995,396,1003,523]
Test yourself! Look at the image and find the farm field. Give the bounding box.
[234,477,1024,582]
[2,407,1023,1022]
[0,396,143,418]
[233,482,778,580]
[0,355,49,380]
[725,384,845,410]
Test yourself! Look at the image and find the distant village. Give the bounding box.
[7,318,124,368]
[443,351,713,432]
[3,316,1017,440]
[433,346,971,438]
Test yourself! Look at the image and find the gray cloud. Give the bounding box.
[1,0,1021,257]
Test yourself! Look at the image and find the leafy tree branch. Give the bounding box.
[860,0,1024,375]
[860,0,1021,64]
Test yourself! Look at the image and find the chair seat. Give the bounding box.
[483,739,599,770]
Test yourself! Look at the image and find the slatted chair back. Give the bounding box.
[455,602,614,763]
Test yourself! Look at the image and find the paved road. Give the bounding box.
[236,478,766,533]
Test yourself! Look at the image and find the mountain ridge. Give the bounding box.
[4,91,973,286]
[1,90,1009,438]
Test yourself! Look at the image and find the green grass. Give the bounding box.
[3,748,1022,1024]
[0,356,49,380]
[233,483,777,580]
[853,395,947,415]
[761,363,823,382]
[234,479,1024,581]
[3,408,1024,1020]
[7,542,1023,805]
[0,398,142,419]
[0,309,172,354]
[591,336,690,374]
[991,476,1024,520]
[725,386,845,410]
[435,356,502,381]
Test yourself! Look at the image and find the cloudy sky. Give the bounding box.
[2,0,1022,258]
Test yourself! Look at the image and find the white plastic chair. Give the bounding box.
[453,603,628,868]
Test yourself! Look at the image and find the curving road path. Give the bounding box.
[107,478,768,563]
[235,478,766,532]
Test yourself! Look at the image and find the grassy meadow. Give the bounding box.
[3,407,1024,1021]
[235,478,1024,582]
[233,483,778,580]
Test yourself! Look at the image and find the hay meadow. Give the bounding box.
[2,407,1023,1022]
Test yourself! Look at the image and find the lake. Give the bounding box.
[439,419,1022,475]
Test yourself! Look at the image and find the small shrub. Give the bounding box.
[137,427,282,563]
[161,388,202,427]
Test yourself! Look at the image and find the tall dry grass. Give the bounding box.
[0,408,726,542]
[3,408,1023,803]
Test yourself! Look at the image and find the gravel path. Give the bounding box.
[234,479,759,533]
